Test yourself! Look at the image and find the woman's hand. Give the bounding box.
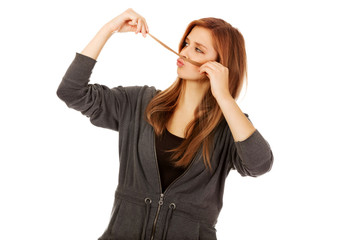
[199,61,231,100]
[105,8,149,37]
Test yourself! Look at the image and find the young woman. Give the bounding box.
[57,8,273,240]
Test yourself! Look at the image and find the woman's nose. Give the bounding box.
[180,54,188,60]
[180,48,189,59]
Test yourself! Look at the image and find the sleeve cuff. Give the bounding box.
[63,52,98,81]
[75,52,97,63]
[235,129,269,156]
[234,129,273,172]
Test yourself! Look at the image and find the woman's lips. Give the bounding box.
[177,58,185,67]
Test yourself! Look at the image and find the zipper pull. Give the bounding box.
[150,193,166,240]
[158,193,164,206]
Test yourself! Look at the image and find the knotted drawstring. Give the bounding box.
[161,202,176,240]
[141,197,152,240]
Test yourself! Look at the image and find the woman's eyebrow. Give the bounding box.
[185,37,207,50]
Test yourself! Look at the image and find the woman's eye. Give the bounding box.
[183,42,203,53]
[196,48,203,53]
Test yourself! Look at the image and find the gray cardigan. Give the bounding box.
[56,53,274,240]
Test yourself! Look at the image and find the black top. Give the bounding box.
[155,128,186,193]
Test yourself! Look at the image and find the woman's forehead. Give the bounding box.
[187,26,214,49]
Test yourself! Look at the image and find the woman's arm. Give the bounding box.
[199,61,273,176]
[56,9,150,131]
[218,96,273,177]
[80,25,114,60]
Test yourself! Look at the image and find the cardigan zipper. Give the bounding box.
[150,129,199,240]
[150,129,164,240]
[150,193,164,240]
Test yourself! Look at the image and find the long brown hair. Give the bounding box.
[145,17,248,172]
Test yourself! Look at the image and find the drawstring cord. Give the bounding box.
[161,203,176,240]
[141,197,152,240]
[140,198,176,240]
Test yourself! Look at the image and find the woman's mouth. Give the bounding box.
[177,58,185,67]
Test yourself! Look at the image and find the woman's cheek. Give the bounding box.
[178,65,202,80]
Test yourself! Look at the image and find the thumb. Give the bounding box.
[129,19,138,26]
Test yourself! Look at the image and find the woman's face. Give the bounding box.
[177,26,218,81]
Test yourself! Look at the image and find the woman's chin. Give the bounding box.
[177,72,207,82]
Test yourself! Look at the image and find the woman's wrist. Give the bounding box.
[100,23,116,36]
[104,14,126,33]
[80,25,114,60]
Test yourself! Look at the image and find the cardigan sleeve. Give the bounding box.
[227,114,274,177]
[56,52,143,131]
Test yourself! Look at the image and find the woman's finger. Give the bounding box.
[136,18,142,34]
[131,20,138,26]
[199,65,213,75]
[207,61,220,69]
[211,61,227,71]
[141,23,147,37]
[146,22,149,33]
[200,63,213,73]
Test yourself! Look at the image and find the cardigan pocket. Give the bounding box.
[109,197,146,239]
[107,199,122,235]
[98,198,122,240]
[199,223,217,240]
[164,213,200,240]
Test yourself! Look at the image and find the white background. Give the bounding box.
[1,0,359,239]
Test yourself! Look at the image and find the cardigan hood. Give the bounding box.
[56,53,274,240]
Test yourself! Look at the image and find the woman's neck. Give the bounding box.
[177,79,210,115]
